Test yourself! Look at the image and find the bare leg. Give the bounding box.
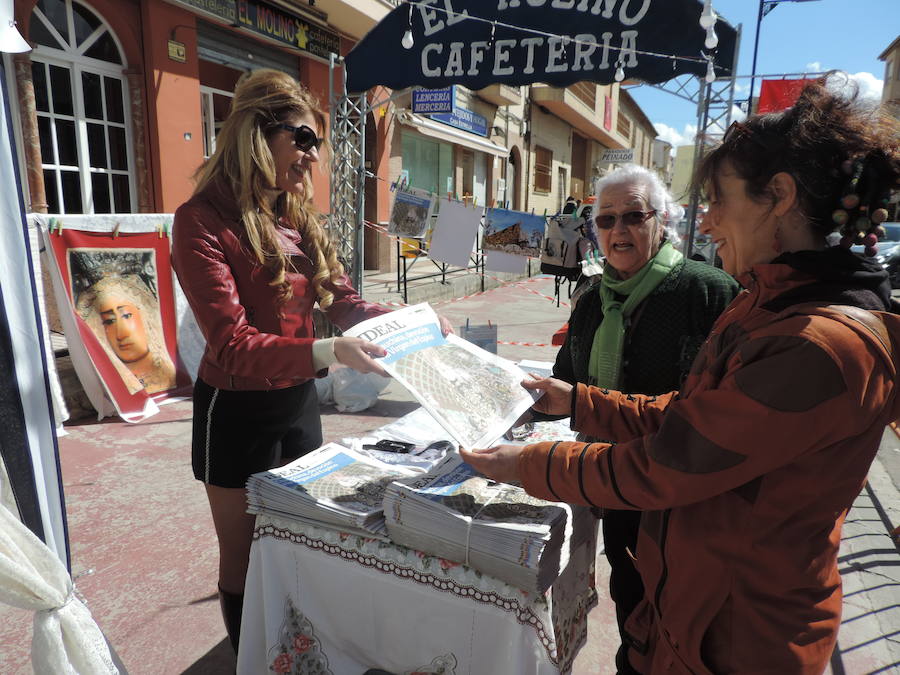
[205,484,256,594]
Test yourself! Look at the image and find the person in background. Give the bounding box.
[172,69,450,652]
[529,163,739,674]
[463,76,900,674]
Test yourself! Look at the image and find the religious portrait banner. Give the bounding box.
[44,226,192,422]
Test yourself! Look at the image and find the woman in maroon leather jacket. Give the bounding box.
[173,69,449,652]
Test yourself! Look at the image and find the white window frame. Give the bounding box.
[30,0,135,214]
[200,85,234,160]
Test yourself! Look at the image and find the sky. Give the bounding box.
[627,0,898,149]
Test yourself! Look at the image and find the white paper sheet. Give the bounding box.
[485,250,527,273]
[428,200,482,268]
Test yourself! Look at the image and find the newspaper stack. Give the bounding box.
[246,443,414,539]
[384,455,588,593]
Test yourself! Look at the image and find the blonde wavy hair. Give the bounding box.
[194,68,343,309]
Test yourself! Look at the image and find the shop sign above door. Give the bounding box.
[174,0,340,60]
[600,148,634,163]
[430,106,488,137]
[346,0,737,93]
[412,87,456,114]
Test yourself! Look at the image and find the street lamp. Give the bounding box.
[748,0,822,113]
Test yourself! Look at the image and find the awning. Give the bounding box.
[397,111,509,157]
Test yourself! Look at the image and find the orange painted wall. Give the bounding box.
[141,0,204,212]
[298,57,331,214]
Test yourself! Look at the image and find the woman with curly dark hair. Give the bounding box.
[463,75,900,674]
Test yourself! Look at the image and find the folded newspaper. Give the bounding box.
[246,443,415,539]
[344,303,538,449]
[384,455,592,593]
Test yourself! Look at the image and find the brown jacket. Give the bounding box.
[172,181,388,391]
[519,261,900,674]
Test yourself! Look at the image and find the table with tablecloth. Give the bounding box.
[238,509,597,675]
[236,407,596,674]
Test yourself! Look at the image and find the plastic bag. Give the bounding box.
[330,365,391,413]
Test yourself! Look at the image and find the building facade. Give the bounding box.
[11,0,663,274]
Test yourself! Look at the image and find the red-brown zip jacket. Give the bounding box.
[172,181,388,391]
[518,261,900,674]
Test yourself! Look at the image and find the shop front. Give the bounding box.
[14,0,345,216]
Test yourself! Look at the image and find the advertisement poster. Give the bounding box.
[482,208,545,258]
[46,228,191,421]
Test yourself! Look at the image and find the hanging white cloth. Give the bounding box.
[0,504,118,674]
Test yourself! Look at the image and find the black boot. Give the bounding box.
[218,584,244,653]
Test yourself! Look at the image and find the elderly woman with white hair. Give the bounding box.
[531,164,739,674]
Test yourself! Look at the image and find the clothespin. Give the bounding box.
[390,180,397,192]
[543,208,548,217]
[473,197,477,208]
[447,191,452,201]
[488,319,492,328]
[112,222,121,239]
[157,223,164,238]
[531,208,535,215]
[466,317,470,329]
[49,217,61,235]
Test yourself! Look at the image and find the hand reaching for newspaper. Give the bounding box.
[459,445,523,484]
[437,314,454,336]
[334,337,389,377]
[522,375,573,417]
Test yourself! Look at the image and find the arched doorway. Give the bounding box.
[28,0,134,214]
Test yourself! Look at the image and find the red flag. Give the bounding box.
[757,78,818,114]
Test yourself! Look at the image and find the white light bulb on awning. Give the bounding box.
[699,1,717,29]
[705,25,719,49]
[401,29,414,50]
[0,0,29,53]
[705,59,716,83]
[615,65,625,82]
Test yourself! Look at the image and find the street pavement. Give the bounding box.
[1,272,898,674]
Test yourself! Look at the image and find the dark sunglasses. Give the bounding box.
[595,210,656,229]
[274,123,323,152]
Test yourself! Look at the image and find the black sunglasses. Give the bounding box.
[274,123,323,152]
[595,210,656,230]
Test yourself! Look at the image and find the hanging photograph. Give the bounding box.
[482,208,545,258]
[46,228,192,421]
[388,187,435,239]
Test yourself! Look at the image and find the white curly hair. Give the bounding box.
[593,163,684,244]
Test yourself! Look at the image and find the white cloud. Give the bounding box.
[806,61,823,73]
[733,81,750,94]
[849,72,884,101]
[654,122,697,150]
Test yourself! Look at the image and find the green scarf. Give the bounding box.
[588,241,683,389]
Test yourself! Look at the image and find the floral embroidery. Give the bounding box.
[268,597,332,674]
[272,653,293,673]
[405,653,458,674]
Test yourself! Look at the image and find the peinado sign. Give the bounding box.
[346,0,737,93]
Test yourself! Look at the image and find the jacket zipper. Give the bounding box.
[653,508,672,617]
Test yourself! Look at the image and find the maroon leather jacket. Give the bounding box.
[172,181,389,391]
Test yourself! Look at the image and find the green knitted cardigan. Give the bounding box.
[553,258,741,397]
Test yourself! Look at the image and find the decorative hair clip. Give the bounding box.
[834,158,889,257]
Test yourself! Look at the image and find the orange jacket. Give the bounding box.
[519,261,900,674]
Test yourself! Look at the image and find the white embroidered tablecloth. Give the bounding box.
[238,513,597,675]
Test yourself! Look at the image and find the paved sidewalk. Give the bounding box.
[1,274,899,674]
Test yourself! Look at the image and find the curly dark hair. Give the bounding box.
[694,72,900,238]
